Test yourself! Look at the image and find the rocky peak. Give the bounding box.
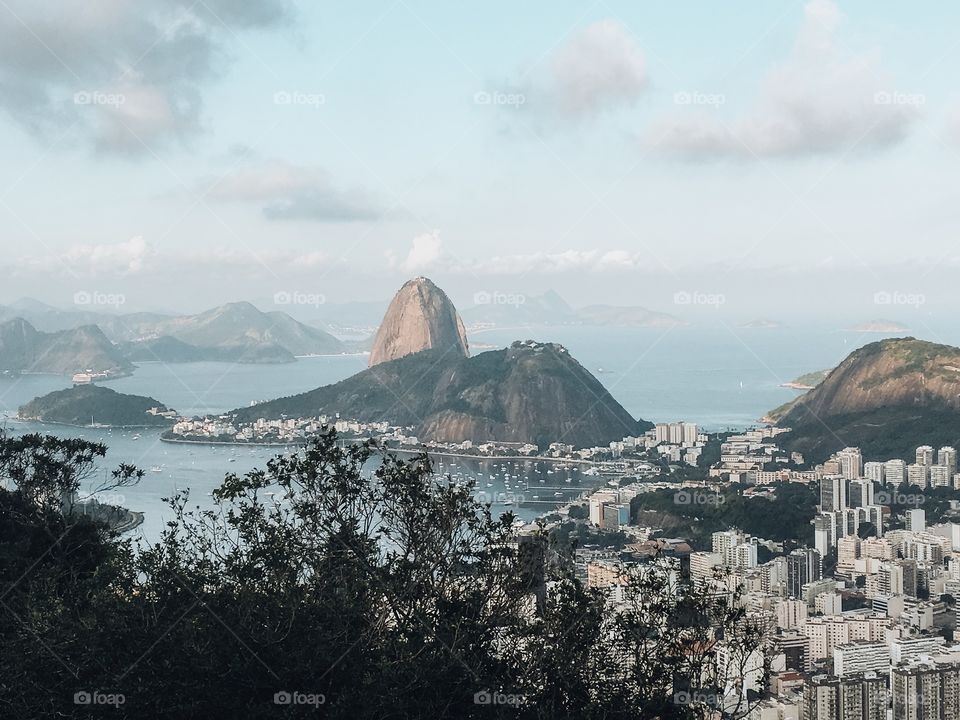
[368,277,468,367]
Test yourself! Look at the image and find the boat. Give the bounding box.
[150,466,163,473]
[553,491,564,497]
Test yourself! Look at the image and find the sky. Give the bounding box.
[0,0,958,324]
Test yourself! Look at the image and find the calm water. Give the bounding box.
[0,324,924,541]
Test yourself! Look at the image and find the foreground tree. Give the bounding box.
[0,431,765,718]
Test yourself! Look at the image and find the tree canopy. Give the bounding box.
[0,431,765,719]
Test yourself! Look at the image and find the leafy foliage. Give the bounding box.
[0,432,764,718]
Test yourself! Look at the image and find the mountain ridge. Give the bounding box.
[770,337,960,462]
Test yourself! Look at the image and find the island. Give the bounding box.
[18,384,178,427]
[846,319,910,333]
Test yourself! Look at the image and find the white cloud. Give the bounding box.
[397,231,444,273]
[646,0,919,159]
[468,249,646,275]
[21,236,155,276]
[511,20,647,121]
[206,160,387,222]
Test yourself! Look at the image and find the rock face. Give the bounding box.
[368,277,468,367]
[770,337,960,461]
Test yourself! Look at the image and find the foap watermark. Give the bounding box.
[74,691,125,707]
[475,491,525,505]
[674,490,724,506]
[273,290,326,308]
[473,90,526,108]
[473,290,526,307]
[673,90,725,108]
[673,291,725,308]
[274,691,326,707]
[73,290,125,308]
[73,90,125,108]
[873,290,925,309]
[81,492,126,507]
[673,690,721,708]
[273,90,325,108]
[874,90,925,107]
[474,690,525,707]
[875,490,925,506]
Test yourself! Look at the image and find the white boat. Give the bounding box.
[150,466,162,473]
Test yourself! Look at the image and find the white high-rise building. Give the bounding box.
[711,529,745,568]
[836,447,863,480]
[885,458,906,485]
[864,461,885,483]
[916,445,935,466]
[735,541,758,569]
[668,422,683,444]
[907,508,926,533]
[930,464,951,488]
[681,422,698,446]
[654,423,670,444]
[939,446,958,474]
[907,463,929,489]
[776,598,808,630]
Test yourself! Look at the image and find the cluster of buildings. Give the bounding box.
[645,523,960,719]
[166,413,709,475]
[169,415,399,445]
[564,436,960,718]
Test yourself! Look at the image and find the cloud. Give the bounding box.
[20,236,156,276]
[646,0,919,159]
[385,236,651,276]
[396,231,444,273]
[468,249,647,275]
[0,0,292,153]
[510,20,647,121]
[206,160,388,222]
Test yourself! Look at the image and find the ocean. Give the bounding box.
[0,323,919,541]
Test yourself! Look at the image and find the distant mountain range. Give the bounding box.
[0,300,347,373]
[768,337,960,462]
[0,318,133,376]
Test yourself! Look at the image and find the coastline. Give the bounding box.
[113,510,144,534]
[160,435,299,448]
[161,434,597,465]
[11,416,171,430]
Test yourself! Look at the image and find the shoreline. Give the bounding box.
[160,434,598,465]
[160,435,298,448]
[12,416,172,430]
[114,511,144,534]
